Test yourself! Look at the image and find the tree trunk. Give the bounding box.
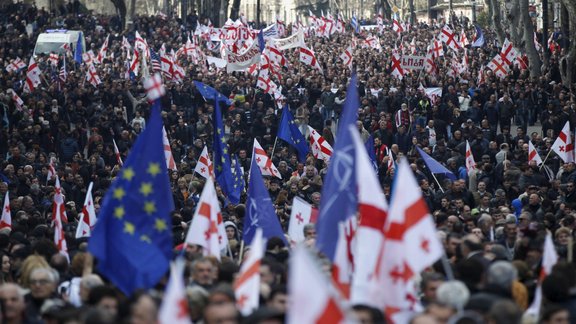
[559,0,576,86]
[219,0,228,26]
[110,0,127,30]
[519,0,541,77]
[229,0,240,20]
[489,0,505,45]
[507,0,522,46]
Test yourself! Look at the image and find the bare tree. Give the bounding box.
[110,0,127,29]
[559,0,576,86]
[488,0,505,45]
[506,0,541,77]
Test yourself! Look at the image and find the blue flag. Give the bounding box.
[74,32,83,64]
[88,100,174,296]
[472,24,485,47]
[258,29,266,53]
[232,154,245,198]
[316,73,360,261]
[351,15,360,33]
[416,146,456,180]
[244,155,286,245]
[213,100,240,204]
[193,81,233,105]
[364,135,379,174]
[277,106,309,162]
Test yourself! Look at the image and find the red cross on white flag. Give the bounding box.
[184,177,228,260]
[551,121,574,163]
[299,46,323,74]
[0,192,12,230]
[143,73,166,101]
[86,63,101,87]
[23,56,41,93]
[465,140,477,172]
[439,25,461,51]
[194,146,214,179]
[253,139,282,179]
[487,54,509,79]
[75,182,97,238]
[49,53,59,67]
[500,38,519,66]
[287,196,315,244]
[162,126,177,171]
[308,126,333,162]
[234,228,264,315]
[95,34,110,64]
[5,57,27,73]
[340,45,354,70]
[528,141,543,166]
[390,52,404,80]
[159,259,191,324]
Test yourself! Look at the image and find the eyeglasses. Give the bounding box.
[30,279,52,286]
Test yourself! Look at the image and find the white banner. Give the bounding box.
[401,55,426,70]
[206,56,227,68]
[270,29,305,51]
[225,40,261,72]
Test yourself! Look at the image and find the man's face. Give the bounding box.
[423,280,443,302]
[29,272,57,299]
[193,261,214,286]
[98,296,118,318]
[0,285,25,321]
[268,293,288,313]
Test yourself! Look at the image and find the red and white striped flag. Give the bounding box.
[162,126,177,171]
[159,259,191,324]
[465,140,476,172]
[194,146,214,179]
[95,34,110,64]
[23,57,41,93]
[0,192,11,230]
[234,228,264,315]
[528,141,543,166]
[299,46,323,73]
[349,126,390,307]
[52,176,69,261]
[5,57,26,73]
[75,182,97,238]
[47,157,57,183]
[184,177,228,260]
[308,126,333,162]
[551,121,574,163]
[112,138,123,166]
[253,139,281,179]
[287,196,317,244]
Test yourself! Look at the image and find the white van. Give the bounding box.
[33,30,86,56]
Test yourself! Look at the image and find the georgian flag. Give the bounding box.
[392,19,404,33]
[253,139,282,179]
[439,25,461,51]
[129,48,140,76]
[112,138,123,166]
[143,73,166,101]
[465,140,477,172]
[23,57,41,93]
[162,126,177,171]
[308,126,333,162]
[5,57,26,73]
[158,259,191,324]
[49,53,59,66]
[0,192,11,230]
[194,146,214,179]
[9,90,24,111]
[551,121,574,163]
[86,63,101,87]
[95,34,110,64]
[390,52,404,80]
[299,46,323,73]
[528,141,543,166]
[75,182,97,238]
[234,228,264,315]
[184,177,228,260]
[487,54,510,79]
[52,178,69,261]
[500,38,519,66]
[287,197,317,244]
[340,45,354,70]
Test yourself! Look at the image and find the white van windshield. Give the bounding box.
[35,42,67,55]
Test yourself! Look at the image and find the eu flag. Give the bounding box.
[193,81,233,105]
[74,32,83,64]
[416,146,456,180]
[88,100,174,296]
[232,155,245,196]
[213,100,240,204]
[316,73,360,261]
[365,134,379,174]
[277,106,309,162]
[244,155,286,245]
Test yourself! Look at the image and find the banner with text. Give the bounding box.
[401,55,426,70]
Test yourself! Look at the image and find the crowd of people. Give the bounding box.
[0,1,575,323]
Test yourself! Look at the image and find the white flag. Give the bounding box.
[234,228,264,315]
[287,197,315,244]
[158,258,191,324]
[75,182,97,238]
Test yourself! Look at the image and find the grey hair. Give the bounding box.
[30,267,60,283]
[487,261,518,289]
[477,214,492,226]
[80,274,104,289]
[303,223,316,235]
[436,280,470,310]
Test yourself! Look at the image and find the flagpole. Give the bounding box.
[237,240,245,265]
[430,172,445,193]
[539,149,553,170]
[271,136,279,159]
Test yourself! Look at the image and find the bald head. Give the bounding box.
[0,283,26,322]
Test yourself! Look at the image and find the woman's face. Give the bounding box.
[557,232,571,246]
[2,255,10,273]
[226,227,235,240]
